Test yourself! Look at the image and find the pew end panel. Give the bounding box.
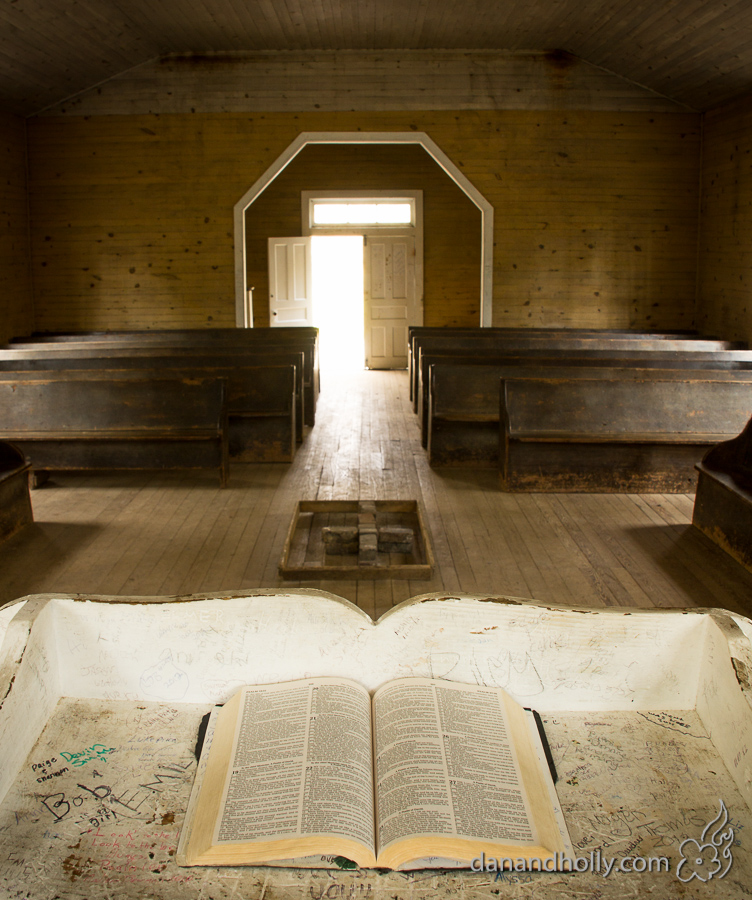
[693,418,752,571]
[0,442,33,542]
[228,410,296,463]
[223,364,297,463]
[427,364,502,466]
[693,464,752,570]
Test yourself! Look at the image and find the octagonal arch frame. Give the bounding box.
[233,131,494,328]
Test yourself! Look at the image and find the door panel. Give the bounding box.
[364,235,415,369]
[268,237,313,327]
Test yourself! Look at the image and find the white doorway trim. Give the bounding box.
[233,132,494,327]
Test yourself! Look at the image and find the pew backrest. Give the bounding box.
[0,375,230,485]
[501,376,752,442]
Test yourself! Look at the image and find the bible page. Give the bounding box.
[372,678,539,855]
[214,679,375,852]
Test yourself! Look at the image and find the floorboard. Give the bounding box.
[3,368,752,620]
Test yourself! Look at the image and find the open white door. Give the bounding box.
[268,237,313,327]
[364,235,416,369]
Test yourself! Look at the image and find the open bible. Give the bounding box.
[177,677,571,870]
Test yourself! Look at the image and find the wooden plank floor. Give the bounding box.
[2,368,752,622]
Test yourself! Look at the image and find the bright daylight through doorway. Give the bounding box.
[311,234,365,372]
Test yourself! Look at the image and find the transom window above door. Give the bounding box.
[302,191,419,233]
[310,199,415,228]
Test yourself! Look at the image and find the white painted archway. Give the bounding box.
[233,132,494,327]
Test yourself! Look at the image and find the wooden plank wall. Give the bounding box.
[245,144,481,328]
[699,92,752,346]
[0,112,33,344]
[25,108,701,333]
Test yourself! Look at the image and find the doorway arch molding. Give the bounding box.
[233,131,494,327]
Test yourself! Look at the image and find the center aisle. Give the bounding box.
[2,369,752,620]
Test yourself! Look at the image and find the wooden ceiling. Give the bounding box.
[3,0,752,116]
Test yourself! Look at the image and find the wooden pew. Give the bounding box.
[4,337,313,431]
[0,359,297,463]
[412,333,747,415]
[498,376,752,492]
[409,328,744,407]
[3,343,308,437]
[0,375,230,487]
[0,442,33,542]
[407,326,702,400]
[10,328,320,426]
[692,417,752,569]
[0,347,306,445]
[421,350,752,449]
[428,363,752,466]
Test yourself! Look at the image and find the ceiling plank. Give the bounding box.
[0,0,751,115]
